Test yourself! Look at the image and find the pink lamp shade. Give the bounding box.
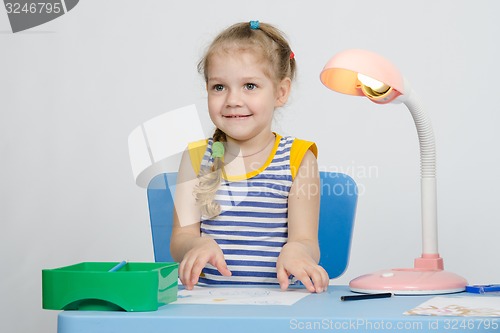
[320,49,405,104]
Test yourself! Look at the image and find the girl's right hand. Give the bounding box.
[178,237,232,290]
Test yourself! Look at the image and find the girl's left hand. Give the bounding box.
[276,242,329,293]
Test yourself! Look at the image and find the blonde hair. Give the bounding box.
[194,21,295,218]
[193,129,226,218]
[198,21,296,84]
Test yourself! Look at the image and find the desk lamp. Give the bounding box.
[320,49,467,294]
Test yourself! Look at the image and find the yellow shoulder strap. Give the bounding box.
[187,138,317,179]
[187,139,208,175]
[290,138,318,180]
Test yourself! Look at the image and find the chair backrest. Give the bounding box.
[147,171,357,279]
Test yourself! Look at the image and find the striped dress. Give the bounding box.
[188,134,317,285]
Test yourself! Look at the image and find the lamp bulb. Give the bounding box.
[357,73,390,94]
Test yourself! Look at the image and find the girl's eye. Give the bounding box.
[245,83,257,90]
[213,84,224,92]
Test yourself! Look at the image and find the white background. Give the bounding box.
[1,1,499,332]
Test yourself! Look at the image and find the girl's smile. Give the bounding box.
[222,114,252,118]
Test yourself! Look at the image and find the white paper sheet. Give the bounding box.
[172,286,311,306]
[405,296,500,317]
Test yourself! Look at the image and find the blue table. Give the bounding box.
[57,286,499,333]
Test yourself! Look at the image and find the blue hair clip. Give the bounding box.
[249,20,260,30]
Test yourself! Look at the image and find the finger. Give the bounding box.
[321,268,330,291]
[217,264,232,277]
[190,257,208,285]
[304,265,330,293]
[276,265,290,291]
[316,266,330,292]
[293,269,316,293]
[182,252,207,288]
[306,267,326,293]
[178,259,194,290]
[209,252,232,277]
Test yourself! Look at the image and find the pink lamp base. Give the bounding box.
[349,268,468,295]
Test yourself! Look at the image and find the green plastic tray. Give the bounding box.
[42,262,178,312]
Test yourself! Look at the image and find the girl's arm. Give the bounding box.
[170,149,231,289]
[276,150,329,293]
[170,149,203,260]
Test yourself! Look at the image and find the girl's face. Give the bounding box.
[206,50,290,143]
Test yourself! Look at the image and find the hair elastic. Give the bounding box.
[290,51,295,60]
[211,141,225,158]
[249,20,260,30]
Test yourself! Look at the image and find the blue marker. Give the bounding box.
[466,284,500,294]
[109,261,127,272]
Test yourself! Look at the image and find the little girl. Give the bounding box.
[170,21,328,293]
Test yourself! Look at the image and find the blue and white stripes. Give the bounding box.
[199,136,294,285]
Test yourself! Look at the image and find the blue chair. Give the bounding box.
[147,171,357,279]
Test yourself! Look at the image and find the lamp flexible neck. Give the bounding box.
[403,90,439,256]
[404,91,436,178]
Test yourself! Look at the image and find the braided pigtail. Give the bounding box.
[193,128,226,218]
